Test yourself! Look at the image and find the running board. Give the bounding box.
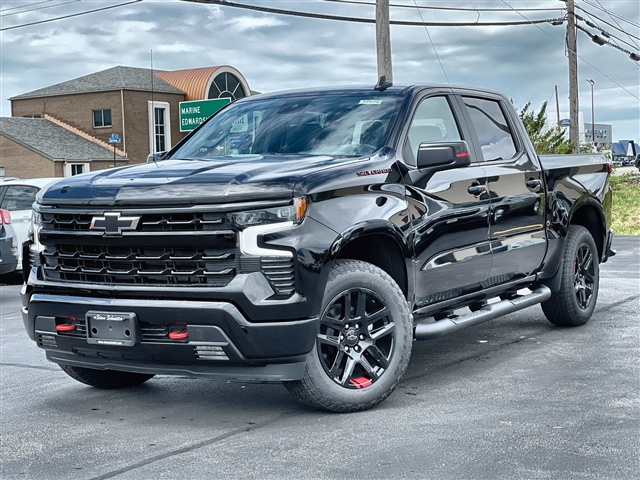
[414,285,552,341]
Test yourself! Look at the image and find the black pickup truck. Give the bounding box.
[22,83,614,412]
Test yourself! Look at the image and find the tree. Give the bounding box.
[518,101,573,154]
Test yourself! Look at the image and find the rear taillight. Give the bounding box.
[0,209,11,224]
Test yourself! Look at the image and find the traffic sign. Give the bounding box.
[179,98,231,132]
[108,133,121,144]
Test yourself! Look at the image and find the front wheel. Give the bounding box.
[541,225,599,326]
[59,364,155,389]
[284,260,413,413]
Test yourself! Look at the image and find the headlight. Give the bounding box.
[228,197,307,229]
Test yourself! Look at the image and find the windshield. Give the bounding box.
[170,94,401,160]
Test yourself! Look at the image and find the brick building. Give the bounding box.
[2,65,251,179]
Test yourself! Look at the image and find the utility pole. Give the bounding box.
[555,85,560,126]
[567,0,580,153]
[376,0,393,82]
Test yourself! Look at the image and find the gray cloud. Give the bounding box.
[1,0,638,139]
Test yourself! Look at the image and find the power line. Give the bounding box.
[575,13,640,51]
[576,24,640,62]
[324,0,565,14]
[581,0,640,29]
[592,0,639,49]
[0,0,142,31]
[0,0,53,13]
[411,0,449,84]
[574,4,640,42]
[1,0,82,18]
[499,0,639,102]
[184,0,565,28]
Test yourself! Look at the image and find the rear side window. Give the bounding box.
[462,97,517,161]
[0,186,39,210]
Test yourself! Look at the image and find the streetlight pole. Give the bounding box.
[586,78,595,147]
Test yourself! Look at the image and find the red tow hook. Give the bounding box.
[168,330,189,340]
[56,316,77,332]
[56,324,76,332]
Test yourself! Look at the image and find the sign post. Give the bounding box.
[108,133,121,167]
[179,98,231,132]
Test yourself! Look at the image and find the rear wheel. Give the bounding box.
[59,364,155,389]
[542,225,599,326]
[284,260,412,412]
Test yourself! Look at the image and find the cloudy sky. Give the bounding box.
[1,0,638,140]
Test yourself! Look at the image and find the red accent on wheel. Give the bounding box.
[168,331,189,340]
[348,376,373,389]
[56,324,76,332]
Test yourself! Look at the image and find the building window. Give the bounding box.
[207,72,247,101]
[93,109,112,128]
[0,167,5,179]
[23,115,41,118]
[64,163,89,177]
[148,101,171,153]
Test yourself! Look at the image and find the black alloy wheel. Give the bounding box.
[318,288,395,390]
[573,243,595,309]
[542,225,599,326]
[284,260,412,412]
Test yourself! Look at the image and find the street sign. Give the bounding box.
[559,119,570,127]
[179,98,231,132]
[108,133,121,144]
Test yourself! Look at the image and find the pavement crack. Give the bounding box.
[87,411,303,480]
[0,362,59,372]
[595,294,640,314]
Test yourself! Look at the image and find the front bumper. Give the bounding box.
[23,293,317,382]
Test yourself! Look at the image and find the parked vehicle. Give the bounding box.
[0,209,19,275]
[0,178,59,272]
[21,83,614,412]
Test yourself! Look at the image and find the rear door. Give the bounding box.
[399,93,492,308]
[457,94,546,284]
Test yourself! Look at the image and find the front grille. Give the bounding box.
[37,333,58,348]
[37,206,296,296]
[194,345,229,360]
[42,243,239,286]
[261,258,296,296]
[42,212,228,233]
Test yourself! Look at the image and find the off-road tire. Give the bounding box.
[284,260,413,413]
[542,225,599,326]
[59,364,155,389]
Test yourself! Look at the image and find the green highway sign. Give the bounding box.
[179,98,231,132]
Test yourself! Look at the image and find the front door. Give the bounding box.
[400,95,492,308]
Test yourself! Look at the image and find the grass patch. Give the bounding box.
[611,173,640,236]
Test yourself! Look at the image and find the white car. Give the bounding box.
[0,178,60,272]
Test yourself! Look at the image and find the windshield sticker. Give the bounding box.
[229,134,245,148]
[359,100,383,105]
[230,114,249,133]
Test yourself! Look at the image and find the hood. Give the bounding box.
[38,155,353,206]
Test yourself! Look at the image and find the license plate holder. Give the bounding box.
[86,311,138,347]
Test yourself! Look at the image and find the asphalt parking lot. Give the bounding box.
[1,237,638,480]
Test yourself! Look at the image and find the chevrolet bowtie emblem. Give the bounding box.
[90,212,140,235]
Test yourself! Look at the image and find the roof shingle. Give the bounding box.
[0,117,126,160]
[10,66,184,100]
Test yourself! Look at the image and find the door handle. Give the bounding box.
[467,184,487,195]
[525,178,542,190]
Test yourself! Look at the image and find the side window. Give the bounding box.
[0,186,39,211]
[405,96,462,165]
[462,97,517,161]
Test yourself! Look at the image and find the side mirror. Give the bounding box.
[146,151,167,163]
[416,141,471,170]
